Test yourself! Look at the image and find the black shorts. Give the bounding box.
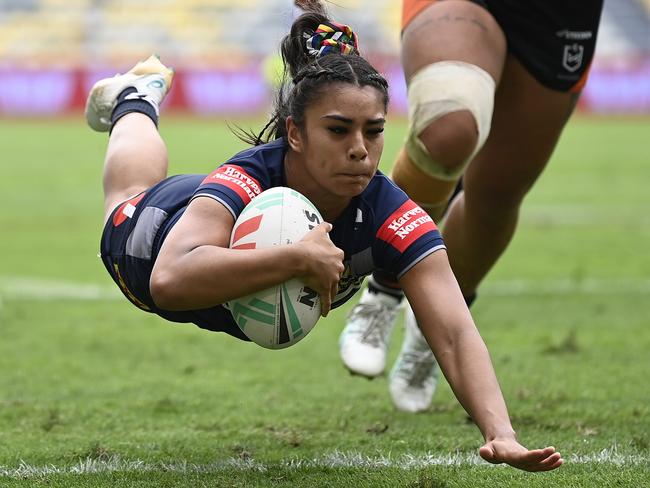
[99,174,248,340]
[403,0,604,92]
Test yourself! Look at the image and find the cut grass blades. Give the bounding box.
[0,117,649,486]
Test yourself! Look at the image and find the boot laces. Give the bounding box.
[394,349,437,387]
[346,302,397,348]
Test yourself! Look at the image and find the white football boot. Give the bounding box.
[339,287,401,378]
[389,305,439,412]
[85,55,174,132]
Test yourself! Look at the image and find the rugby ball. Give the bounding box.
[227,187,323,349]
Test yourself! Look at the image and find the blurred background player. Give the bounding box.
[339,0,605,412]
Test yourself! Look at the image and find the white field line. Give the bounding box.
[520,204,650,227]
[0,277,121,301]
[0,448,647,478]
[482,278,650,296]
[2,276,650,302]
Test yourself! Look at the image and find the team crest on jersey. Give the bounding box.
[202,165,262,205]
[562,43,584,73]
[376,200,437,253]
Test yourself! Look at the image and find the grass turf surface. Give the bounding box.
[0,116,649,487]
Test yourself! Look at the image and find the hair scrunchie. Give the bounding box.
[305,21,359,58]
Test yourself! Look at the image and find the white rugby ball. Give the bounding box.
[227,187,323,349]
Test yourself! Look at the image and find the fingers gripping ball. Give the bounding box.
[227,187,323,349]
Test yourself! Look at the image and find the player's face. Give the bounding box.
[289,83,386,198]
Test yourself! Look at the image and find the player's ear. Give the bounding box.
[286,116,303,153]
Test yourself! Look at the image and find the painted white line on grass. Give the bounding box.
[521,204,650,227]
[0,449,647,478]
[482,278,650,296]
[0,277,121,301]
[2,275,650,303]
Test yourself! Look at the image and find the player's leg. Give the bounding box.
[340,0,506,381]
[85,55,174,223]
[102,114,168,222]
[443,54,581,296]
[395,0,506,220]
[387,56,582,413]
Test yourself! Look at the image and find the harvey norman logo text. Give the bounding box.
[202,165,262,203]
[378,201,437,253]
[388,207,433,239]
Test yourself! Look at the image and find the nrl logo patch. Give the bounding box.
[562,43,584,73]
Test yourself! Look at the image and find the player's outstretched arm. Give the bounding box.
[151,196,344,313]
[399,250,563,472]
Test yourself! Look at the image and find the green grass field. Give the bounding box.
[0,116,649,487]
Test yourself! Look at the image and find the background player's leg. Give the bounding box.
[443,54,581,296]
[102,113,169,222]
[395,0,506,220]
[340,0,506,383]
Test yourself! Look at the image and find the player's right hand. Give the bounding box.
[296,222,345,317]
[479,438,563,472]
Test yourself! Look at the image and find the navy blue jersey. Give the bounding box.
[100,138,445,339]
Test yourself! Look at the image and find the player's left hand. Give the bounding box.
[479,438,563,472]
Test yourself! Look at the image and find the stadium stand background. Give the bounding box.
[0,0,648,115]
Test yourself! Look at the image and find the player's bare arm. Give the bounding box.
[151,196,343,312]
[399,250,563,471]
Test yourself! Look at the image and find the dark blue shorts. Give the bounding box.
[99,174,249,341]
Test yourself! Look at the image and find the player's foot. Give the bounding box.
[389,305,439,412]
[85,55,174,132]
[339,287,401,378]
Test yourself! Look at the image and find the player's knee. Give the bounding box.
[417,111,479,172]
[405,61,495,182]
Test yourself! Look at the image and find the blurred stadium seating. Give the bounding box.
[0,0,401,66]
[0,0,648,114]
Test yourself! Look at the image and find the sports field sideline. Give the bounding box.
[0,117,648,487]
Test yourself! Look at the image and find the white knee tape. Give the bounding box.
[406,61,496,181]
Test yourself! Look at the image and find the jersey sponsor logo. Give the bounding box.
[376,200,437,253]
[556,30,593,41]
[112,192,146,227]
[201,165,262,205]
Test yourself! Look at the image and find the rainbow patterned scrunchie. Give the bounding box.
[305,21,359,57]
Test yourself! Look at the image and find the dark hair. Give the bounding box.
[238,0,390,146]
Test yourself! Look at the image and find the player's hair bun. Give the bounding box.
[294,0,327,15]
[304,21,359,59]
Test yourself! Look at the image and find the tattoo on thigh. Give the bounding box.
[435,13,488,33]
[409,13,488,36]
